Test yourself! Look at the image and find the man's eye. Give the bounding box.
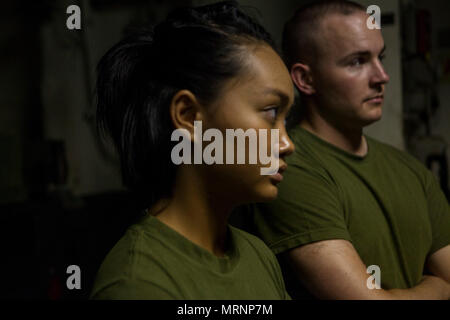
[379,54,386,63]
[350,57,364,66]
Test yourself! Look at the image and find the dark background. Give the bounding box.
[1,0,449,299]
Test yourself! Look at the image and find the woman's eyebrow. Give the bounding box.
[261,87,291,105]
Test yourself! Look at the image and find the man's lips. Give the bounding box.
[364,94,384,103]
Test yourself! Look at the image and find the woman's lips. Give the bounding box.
[270,165,286,184]
[270,172,284,183]
[269,163,287,184]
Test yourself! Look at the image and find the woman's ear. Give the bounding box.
[169,90,204,141]
[291,62,315,95]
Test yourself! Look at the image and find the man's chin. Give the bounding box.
[361,116,382,127]
[361,107,383,126]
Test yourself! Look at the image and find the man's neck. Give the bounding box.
[300,112,368,157]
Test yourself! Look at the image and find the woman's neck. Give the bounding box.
[151,166,233,257]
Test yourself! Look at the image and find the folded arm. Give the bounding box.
[284,239,450,300]
[426,244,450,283]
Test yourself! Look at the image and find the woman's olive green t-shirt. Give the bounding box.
[90,214,290,300]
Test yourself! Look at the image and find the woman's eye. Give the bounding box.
[263,107,278,121]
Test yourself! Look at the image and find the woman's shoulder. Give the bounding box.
[90,226,146,280]
[229,224,288,298]
[90,223,180,299]
[97,225,145,276]
[229,225,275,258]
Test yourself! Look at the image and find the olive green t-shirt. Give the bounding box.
[90,214,290,299]
[251,126,450,297]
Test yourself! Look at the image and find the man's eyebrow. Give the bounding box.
[340,45,387,62]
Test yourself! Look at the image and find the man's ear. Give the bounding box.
[291,62,315,95]
[169,89,204,141]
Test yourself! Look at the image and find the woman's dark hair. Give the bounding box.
[96,1,275,210]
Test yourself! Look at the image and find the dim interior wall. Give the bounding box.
[413,0,450,191]
[41,0,183,197]
[356,0,405,150]
[0,5,34,203]
[231,0,301,49]
[193,0,300,49]
[41,1,126,196]
[0,58,25,202]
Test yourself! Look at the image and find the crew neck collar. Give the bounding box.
[291,126,374,162]
[139,214,240,273]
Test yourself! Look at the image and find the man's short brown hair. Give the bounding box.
[282,0,365,68]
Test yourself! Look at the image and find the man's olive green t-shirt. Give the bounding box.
[90,214,290,299]
[251,126,450,296]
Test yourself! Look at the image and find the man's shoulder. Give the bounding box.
[283,129,345,186]
[367,136,428,174]
[285,129,332,176]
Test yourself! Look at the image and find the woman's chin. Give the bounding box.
[253,185,279,202]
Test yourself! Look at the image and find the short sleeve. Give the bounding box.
[234,227,293,300]
[252,162,352,255]
[425,170,450,255]
[266,242,293,300]
[90,278,177,300]
[272,254,292,300]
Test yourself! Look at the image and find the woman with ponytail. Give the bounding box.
[90,1,294,299]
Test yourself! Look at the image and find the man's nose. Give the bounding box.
[371,60,390,86]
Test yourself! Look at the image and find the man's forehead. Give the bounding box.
[317,12,383,55]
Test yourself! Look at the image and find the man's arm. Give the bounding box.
[426,245,450,283]
[283,239,450,300]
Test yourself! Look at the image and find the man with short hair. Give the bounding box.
[250,0,450,299]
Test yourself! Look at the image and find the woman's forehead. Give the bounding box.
[236,46,293,98]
